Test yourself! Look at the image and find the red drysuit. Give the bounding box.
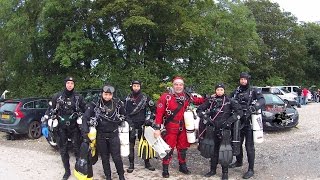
[155,92,204,165]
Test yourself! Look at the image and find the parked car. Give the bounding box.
[257,86,297,106]
[278,86,312,103]
[0,98,9,107]
[261,93,299,131]
[0,98,50,140]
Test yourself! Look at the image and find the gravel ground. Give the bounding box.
[1,103,320,180]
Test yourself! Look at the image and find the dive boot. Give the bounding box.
[162,164,169,178]
[62,170,71,180]
[119,174,126,180]
[179,163,191,175]
[127,162,134,173]
[242,169,254,179]
[229,161,243,168]
[222,172,228,180]
[204,170,216,177]
[145,160,155,171]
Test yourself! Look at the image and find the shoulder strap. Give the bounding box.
[129,94,147,116]
[164,102,184,126]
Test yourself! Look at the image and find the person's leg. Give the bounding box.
[97,135,111,179]
[243,127,255,179]
[110,136,125,180]
[57,128,71,180]
[127,129,136,173]
[177,129,191,174]
[162,127,178,178]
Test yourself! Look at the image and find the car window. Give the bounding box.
[23,101,34,109]
[0,102,18,112]
[263,94,284,104]
[280,87,290,93]
[271,88,281,95]
[261,88,270,93]
[35,100,49,109]
[293,87,299,92]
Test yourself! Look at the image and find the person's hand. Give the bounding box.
[197,112,205,118]
[83,134,91,143]
[249,105,257,114]
[154,130,161,138]
[41,125,49,138]
[221,121,231,129]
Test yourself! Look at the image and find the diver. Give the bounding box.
[197,83,243,180]
[82,84,132,180]
[42,77,86,180]
[229,72,265,179]
[125,80,156,173]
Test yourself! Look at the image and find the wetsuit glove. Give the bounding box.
[41,125,49,138]
[221,121,231,129]
[249,105,257,114]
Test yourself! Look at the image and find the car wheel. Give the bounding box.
[28,121,42,139]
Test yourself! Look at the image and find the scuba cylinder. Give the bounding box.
[231,119,241,156]
[251,109,264,143]
[193,109,200,130]
[118,121,130,157]
[184,109,196,143]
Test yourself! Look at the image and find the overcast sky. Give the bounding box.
[270,0,320,22]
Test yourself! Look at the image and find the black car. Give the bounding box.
[0,98,50,140]
[262,93,299,131]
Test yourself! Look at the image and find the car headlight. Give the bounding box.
[263,111,274,118]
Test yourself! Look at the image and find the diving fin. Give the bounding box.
[74,142,90,180]
[219,129,233,167]
[138,131,156,160]
[138,135,145,159]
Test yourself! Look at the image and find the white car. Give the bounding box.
[278,86,312,103]
[257,86,297,105]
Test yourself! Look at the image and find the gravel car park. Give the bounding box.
[0,103,320,179]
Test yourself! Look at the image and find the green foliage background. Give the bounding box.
[0,0,319,100]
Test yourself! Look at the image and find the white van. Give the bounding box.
[278,86,312,102]
[257,86,297,104]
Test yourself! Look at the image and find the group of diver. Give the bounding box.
[41,72,265,180]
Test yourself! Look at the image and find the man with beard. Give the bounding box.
[229,72,265,179]
[125,80,156,173]
[42,77,86,180]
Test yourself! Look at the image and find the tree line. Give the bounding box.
[0,0,319,99]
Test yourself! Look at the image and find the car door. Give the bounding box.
[34,99,49,119]
[22,101,36,122]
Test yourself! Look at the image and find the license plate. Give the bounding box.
[1,114,10,120]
